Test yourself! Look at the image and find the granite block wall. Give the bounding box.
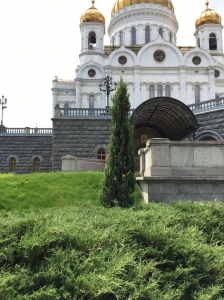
[1,109,224,174]
[52,118,111,171]
[195,110,224,138]
[0,136,52,174]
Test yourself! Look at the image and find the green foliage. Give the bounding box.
[101,78,136,208]
[1,201,224,299]
[0,172,104,211]
[0,172,142,213]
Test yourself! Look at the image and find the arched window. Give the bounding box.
[157,85,163,97]
[195,85,200,103]
[131,27,136,45]
[209,33,217,50]
[159,27,163,38]
[120,31,123,46]
[169,32,172,42]
[200,137,216,141]
[149,85,155,98]
[88,31,96,49]
[89,95,94,109]
[33,157,40,172]
[165,85,171,97]
[145,26,150,43]
[97,148,106,160]
[64,103,69,115]
[197,37,200,47]
[9,157,16,172]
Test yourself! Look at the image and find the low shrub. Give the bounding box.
[0,201,224,299]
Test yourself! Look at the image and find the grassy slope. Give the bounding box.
[0,172,105,211]
[0,173,224,299]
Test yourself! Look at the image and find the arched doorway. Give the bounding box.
[130,97,200,170]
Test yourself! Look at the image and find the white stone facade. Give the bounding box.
[51,2,224,115]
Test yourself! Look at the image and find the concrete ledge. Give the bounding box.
[61,155,105,172]
[137,176,224,204]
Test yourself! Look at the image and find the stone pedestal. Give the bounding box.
[137,138,224,203]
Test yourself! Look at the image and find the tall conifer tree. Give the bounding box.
[100,78,135,207]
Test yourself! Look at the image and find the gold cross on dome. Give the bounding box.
[205,1,209,9]
[92,0,95,7]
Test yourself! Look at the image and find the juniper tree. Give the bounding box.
[100,78,135,208]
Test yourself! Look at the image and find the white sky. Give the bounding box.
[0,0,223,128]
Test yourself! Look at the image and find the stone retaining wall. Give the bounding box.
[0,109,224,174]
[195,109,224,140]
[52,118,111,171]
[0,136,52,174]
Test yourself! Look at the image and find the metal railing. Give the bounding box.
[0,127,52,135]
[29,128,52,134]
[57,98,224,119]
[188,97,224,113]
[1,97,224,136]
[60,108,135,118]
[2,128,25,134]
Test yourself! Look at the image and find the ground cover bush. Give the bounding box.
[0,197,224,299]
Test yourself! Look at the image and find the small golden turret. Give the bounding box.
[80,0,105,25]
[195,1,222,29]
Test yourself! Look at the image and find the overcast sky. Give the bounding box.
[0,0,223,128]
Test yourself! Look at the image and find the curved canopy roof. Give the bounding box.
[130,97,200,140]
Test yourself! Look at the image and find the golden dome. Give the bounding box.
[111,0,174,16]
[195,1,222,29]
[80,0,105,25]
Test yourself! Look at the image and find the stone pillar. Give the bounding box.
[208,68,215,100]
[179,67,186,103]
[138,148,145,176]
[192,85,195,103]
[25,127,30,135]
[134,67,141,108]
[52,90,58,118]
[54,104,61,118]
[144,138,171,176]
[76,80,82,108]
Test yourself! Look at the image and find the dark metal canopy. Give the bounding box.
[130,97,200,140]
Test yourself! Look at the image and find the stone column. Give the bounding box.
[76,80,82,108]
[179,67,186,103]
[192,85,195,103]
[52,90,58,118]
[25,127,30,135]
[208,68,215,99]
[138,148,145,176]
[134,67,141,108]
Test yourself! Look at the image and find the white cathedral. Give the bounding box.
[51,0,224,113]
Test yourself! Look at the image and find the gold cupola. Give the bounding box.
[111,0,175,16]
[80,0,105,25]
[195,1,222,29]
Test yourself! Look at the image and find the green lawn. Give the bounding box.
[0,172,224,299]
[0,172,107,211]
[0,172,143,212]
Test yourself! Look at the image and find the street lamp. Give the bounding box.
[99,75,117,109]
[0,95,7,126]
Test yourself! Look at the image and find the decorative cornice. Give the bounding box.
[108,3,178,35]
[111,3,175,20]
